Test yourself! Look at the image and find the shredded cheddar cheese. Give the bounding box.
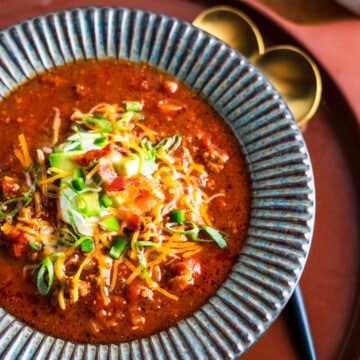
[18,133,33,168]
[10,102,228,310]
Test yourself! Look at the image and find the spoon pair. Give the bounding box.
[193,5,322,128]
[193,6,319,360]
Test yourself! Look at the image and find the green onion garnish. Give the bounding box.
[166,221,228,248]
[33,252,63,295]
[155,133,181,155]
[93,136,108,147]
[200,225,228,249]
[81,114,113,133]
[71,168,86,191]
[29,242,41,251]
[169,209,184,223]
[134,241,159,279]
[100,194,113,208]
[109,236,128,259]
[80,237,94,252]
[125,101,142,112]
[0,196,32,217]
[57,227,80,247]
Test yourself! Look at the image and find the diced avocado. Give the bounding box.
[49,150,86,171]
[110,195,124,208]
[77,191,101,217]
[113,153,140,176]
[99,215,120,231]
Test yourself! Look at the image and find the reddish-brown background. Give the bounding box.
[0,1,359,359]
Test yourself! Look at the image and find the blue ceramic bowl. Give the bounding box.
[0,7,315,359]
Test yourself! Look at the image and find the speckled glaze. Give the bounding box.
[0,7,315,359]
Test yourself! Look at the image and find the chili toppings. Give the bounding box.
[0,59,251,343]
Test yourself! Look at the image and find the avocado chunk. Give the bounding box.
[113,153,140,176]
[77,191,101,217]
[49,150,86,171]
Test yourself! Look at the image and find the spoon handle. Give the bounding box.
[287,285,317,360]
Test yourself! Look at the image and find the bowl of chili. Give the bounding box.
[0,7,315,359]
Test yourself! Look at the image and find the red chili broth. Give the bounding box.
[0,59,251,343]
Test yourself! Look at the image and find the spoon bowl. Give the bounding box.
[192,5,264,60]
[254,45,322,126]
[193,6,322,127]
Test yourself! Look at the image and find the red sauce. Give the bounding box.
[0,59,251,343]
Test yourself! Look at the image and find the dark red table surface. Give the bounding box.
[0,1,359,359]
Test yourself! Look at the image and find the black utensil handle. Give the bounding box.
[287,286,317,360]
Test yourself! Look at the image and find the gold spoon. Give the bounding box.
[193,6,319,360]
[193,6,322,127]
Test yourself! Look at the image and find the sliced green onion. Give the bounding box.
[81,114,113,133]
[0,164,38,217]
[80,237,94,252]
[200,225,228,248]
[88,161,101,183]
[73,167,84,179]
[114,121,129,131]
[24,163,39,196]
[155,133,181,155]
[139,138,158,174]
[29,242,41,251]
[33,252,63,295]
[66,210,79,234]
[100,194,113,208]
[137,250,149,279]
[0,196,32,217]
[124,111,144,122]
[93,136,108,147]
[73,167,85,180]
[140,138,157,162]
[71,168,86,191]
[135,241,159,248]
[99,215,120,231]
[134,241,158,279]
[125,101,142,112]
[165,221,200,241]
[115,111,144,131]
[71,177,85,191]
[57,227,80,247]
[169,209,184,223]
[165,221,228,248]
[57,228,94,250]
[109,236,128,259]
[92,171,101,184]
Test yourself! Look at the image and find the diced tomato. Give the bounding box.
[127,214,140,230]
